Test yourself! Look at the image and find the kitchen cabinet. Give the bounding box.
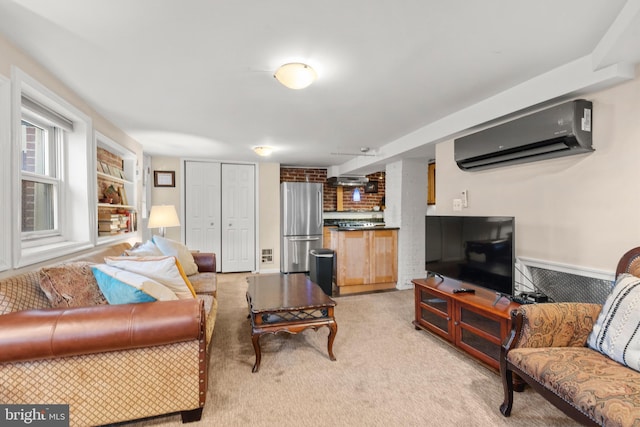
[427,162,436,205]
[412,276,520,370]
[329,228,398,295]
[370,229,397,283]
[323,226,337,249]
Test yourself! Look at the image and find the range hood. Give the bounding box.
[327,176,369,186]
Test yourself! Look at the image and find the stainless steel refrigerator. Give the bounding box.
[281,182,323,273]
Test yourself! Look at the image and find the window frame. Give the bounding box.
[20,112,64,245]
[11,67,94,268]
[0,75,11,272]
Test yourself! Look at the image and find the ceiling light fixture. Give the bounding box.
[253,146,273,156]
[274,63,317,89]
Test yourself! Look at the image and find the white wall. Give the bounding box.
[385,159,428,289]
[150,157,182,241]
[0,35,142,161]
[258,163,281,273]
[435,70,640,274]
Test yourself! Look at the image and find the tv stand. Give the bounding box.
[412,276,521,370]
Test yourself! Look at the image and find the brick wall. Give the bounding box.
[280,167,385,211]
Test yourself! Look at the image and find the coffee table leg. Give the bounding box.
[327,320,337,361]
[251,333,262,373]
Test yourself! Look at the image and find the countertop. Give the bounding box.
[329,226,399,231]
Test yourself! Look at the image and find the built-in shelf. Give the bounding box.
[95,132,138,241]
[97,171,127,184]
[97,203,136,209]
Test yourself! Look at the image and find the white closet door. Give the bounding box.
[221,163,255,272]
[185,161,221,269]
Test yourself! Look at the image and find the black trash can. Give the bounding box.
[309,248,334,296]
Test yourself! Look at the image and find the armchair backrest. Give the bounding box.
[616,247,640,278]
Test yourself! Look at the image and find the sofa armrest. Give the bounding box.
[193,252,216,272]
[0,299,204,363]
[504,302,602,352]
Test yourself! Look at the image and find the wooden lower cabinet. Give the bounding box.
[330,228,398,295]
[370,229,398,284]
[412,277,520,370]
[323,226,337,249]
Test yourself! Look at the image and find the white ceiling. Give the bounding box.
[1,0,639,174]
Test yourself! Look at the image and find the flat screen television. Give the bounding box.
[425,215,515,296]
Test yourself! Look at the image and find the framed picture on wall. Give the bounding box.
[365,180,378,193]
[154,170,175,187]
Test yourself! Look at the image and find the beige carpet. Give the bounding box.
[123,273,580,427]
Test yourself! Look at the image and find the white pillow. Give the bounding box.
[104,256,196,299]
[125,240,163,257]
[588,273,640,371]
[152,235,199,276]
[92,264,178,303]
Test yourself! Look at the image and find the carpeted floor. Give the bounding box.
[123,273,580,427]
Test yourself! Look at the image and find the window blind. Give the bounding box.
[21,95,74,132]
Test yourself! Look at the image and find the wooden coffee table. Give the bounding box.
[246,273,337,373]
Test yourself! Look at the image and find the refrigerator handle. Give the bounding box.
[318,190,323,228]
[290,237,321,242]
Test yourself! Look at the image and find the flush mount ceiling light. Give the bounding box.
[253,146,273,156]
[274,63,317,89]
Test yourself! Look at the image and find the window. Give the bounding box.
[20,112,62,241]
[12,68,93,268]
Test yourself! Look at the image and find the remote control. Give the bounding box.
[453,288,475,294]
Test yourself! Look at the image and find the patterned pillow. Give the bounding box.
[588,273,640,371]
[91,264,178,304]
[152,235,199,276]
[39,262,108,308]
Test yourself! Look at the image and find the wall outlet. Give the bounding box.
[453,198,463,211]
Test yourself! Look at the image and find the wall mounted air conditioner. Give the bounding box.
[454,99,593,171]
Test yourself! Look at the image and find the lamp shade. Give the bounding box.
[148,205,180,229]
[274,63,317,89]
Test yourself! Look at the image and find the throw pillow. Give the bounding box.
[125,240,163,257]
[104,256,196,299]
[39,262,108,308]
[588,273,640,371]
[92,264,178,304]
[152,235,199,276]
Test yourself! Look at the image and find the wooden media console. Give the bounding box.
[412,276,521,370]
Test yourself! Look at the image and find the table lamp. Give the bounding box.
[148,205,180,237]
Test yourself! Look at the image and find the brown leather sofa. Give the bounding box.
[0,242,218,426]
[500,247,640,426]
